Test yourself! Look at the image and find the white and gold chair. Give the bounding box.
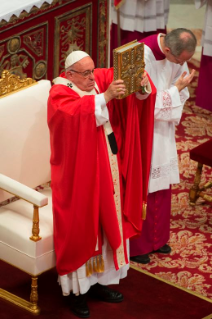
[0,71,55,314]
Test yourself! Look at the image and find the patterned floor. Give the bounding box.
[131,57,212,301]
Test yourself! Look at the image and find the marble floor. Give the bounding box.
[167,0,206,61]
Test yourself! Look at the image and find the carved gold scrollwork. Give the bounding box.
[23,30,44,56]
[54,5,91,77]
[60,16,86,57]
[0,70,36,98]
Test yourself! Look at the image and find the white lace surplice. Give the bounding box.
[144,36,190,193]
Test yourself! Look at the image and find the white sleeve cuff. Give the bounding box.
[95,93,109,127]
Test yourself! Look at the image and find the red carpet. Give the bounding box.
[1,260,212,319]
[131,58,212,301]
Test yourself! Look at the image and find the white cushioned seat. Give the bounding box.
[0,77,55,313]
[0,188,55,275]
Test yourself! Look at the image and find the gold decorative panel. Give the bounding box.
[97,0,109,68]
[0,23,48,80]
[54,3,92,77]
[0,1,109,81]
[23,29,44,57]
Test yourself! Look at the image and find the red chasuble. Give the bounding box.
[47,68,156,275]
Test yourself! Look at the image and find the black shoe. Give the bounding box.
[130,254,150,264]
[70,293,90,318]
[153,244,171,254]
[89,283,123,303]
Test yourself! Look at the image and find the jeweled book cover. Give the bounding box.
[113,40,145,99]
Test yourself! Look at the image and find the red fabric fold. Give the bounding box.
[94,68,156,239]
[48,85,121,275]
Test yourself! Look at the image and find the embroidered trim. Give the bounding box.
[159,91,172,119]
[104,128,126,269]
[151,157,178,180]
[163,91,172,107]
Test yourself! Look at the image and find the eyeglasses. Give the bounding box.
[69,69,95,78]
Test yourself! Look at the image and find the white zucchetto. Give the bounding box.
[65,51,89,69]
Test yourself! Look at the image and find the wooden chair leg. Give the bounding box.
[189,162,203,206]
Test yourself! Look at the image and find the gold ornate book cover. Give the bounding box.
[113,40,145,99]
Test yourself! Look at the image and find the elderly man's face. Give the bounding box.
[66,56,95,92]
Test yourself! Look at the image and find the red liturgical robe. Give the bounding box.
[47,68,156,276]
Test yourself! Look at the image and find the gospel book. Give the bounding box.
[113,40,145,99]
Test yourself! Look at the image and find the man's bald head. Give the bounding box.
[164,28,197,57]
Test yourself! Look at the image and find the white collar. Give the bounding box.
[53,77,100,97]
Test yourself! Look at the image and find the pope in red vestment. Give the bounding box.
[47,51,156,312]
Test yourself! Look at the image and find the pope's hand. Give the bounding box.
[104,80,126,103]
[139,71,150,94]
[140,72,149,87]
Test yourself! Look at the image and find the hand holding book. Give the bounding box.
[104,79,126,103]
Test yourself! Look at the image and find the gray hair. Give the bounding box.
[164,28,197,57]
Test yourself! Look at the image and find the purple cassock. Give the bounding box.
[130,189,171,256]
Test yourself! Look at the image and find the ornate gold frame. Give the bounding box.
[0,22,49,81]
[0,70,36,98]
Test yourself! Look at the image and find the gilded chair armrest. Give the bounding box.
[0,173,48,207]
